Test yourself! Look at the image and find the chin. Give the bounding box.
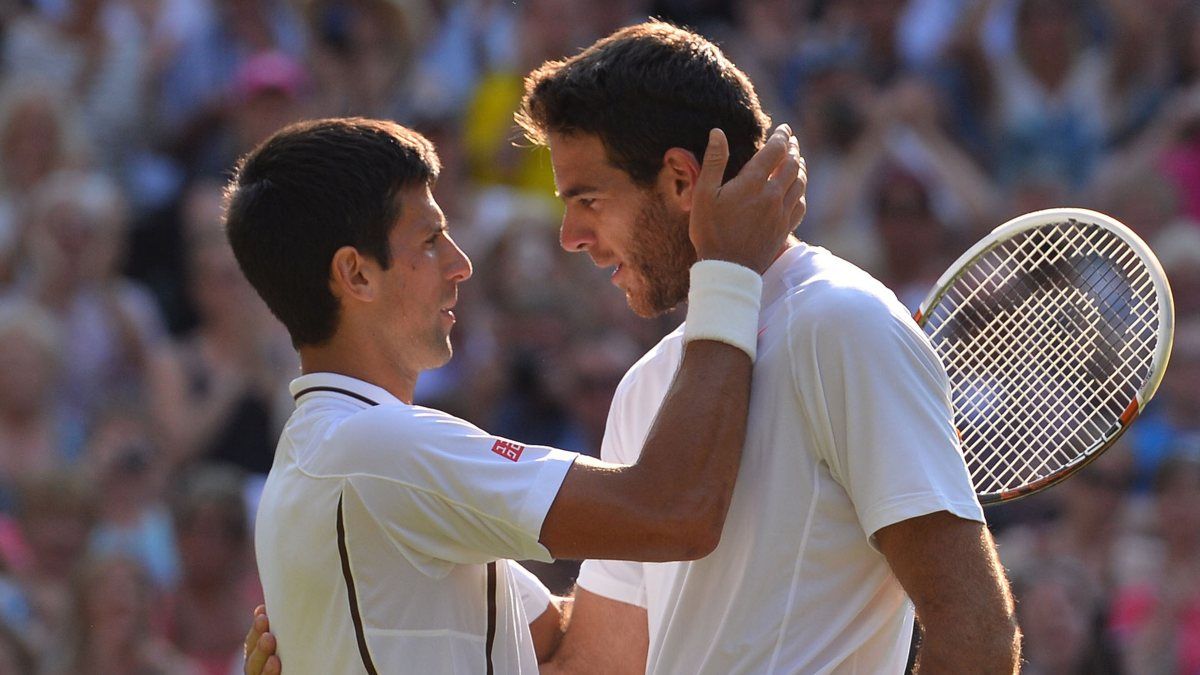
[626,277,687,319]
[627,291,680,319]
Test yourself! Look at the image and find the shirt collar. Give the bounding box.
[289,372,404,408]
[761,242,809,307]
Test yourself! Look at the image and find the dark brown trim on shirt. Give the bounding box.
[486,562,497,675]
[337,493,379,675]
[294,386,379,407]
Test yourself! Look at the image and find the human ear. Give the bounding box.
[329,246,376,303]
[659,147,702,213]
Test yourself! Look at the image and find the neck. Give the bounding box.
[299,333,418,404]
[770,235,801,265]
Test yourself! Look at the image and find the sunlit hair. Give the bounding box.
[517,20,770,187]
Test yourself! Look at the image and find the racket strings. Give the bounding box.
[923,220,1161,497]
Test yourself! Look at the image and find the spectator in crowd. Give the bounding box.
[172,181,293,475]
[49,555,198,675]
[1112,451,1200,674]
[83,404,179,589]
[303,0,430,120]
[1012,556,1122,675]
[13,474,95,662]
[155,0,306,168]
[1127,319,1200,491]
[998,449,1150,596]
[166,466,260,675]
[1,0,152,174]
[21,171,183,441]
[0,300,81,508]
[0,80,89,283]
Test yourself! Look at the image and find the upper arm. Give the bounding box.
[790,291,983,536]
[875,511,1019,672]
[334,407,577,566]
[540,340,751,562]
[540,588,648,675]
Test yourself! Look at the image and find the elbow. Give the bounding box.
[670,521,723,560]
[651,500,729,561]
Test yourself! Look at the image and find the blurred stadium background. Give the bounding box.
[0,0,1198,672]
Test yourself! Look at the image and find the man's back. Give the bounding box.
[579,244,983,673]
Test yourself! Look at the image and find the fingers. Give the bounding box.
[787,150,808,230]
[263,656,282,675]
[738,124,792,183]
[244,605,266,659]
[244,606,276,675]
[245,631,277,675]
[694,128,730,204]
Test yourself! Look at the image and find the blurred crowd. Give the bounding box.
[0,0,1197,673]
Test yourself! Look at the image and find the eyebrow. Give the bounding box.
[557,185,600,200]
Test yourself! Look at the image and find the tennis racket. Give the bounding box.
[915,208,1174,505]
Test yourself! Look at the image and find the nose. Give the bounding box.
[445,238,473,282]
[559,213,594,252]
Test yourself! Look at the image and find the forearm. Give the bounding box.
[531,595,572,663]
[539,589,647,675]
[620,339,752,543]
[540,340,752,561]
[912,617,1020,674]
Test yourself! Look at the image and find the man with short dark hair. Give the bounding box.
[230,116,802,674]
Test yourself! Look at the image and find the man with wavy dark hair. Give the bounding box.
[511,21,1018,674]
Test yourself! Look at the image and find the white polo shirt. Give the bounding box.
[255,373,577,674]
[577,243,984,674]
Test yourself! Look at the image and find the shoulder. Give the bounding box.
[317,404,486,477]
[611,324,684,405]
[782,253,912,333]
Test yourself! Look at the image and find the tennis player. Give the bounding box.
[245,22,1019,675]
[227,116,803,674]
[514,22,1020,674]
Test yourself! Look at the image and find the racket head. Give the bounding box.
[916,208,1175,505]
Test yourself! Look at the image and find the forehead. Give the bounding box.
[547,132,638,194]
[390,183,442,235]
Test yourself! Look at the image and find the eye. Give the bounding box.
[578,198,596,209]
[426,228,447,246]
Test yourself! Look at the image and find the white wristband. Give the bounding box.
[683,259,763,360]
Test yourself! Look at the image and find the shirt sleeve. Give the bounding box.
[575,375,652,607]
[788,287,984,544]
[508,561,553,622]
[576,558,647,608]
[331,405,578,565]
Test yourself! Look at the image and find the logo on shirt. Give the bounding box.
[491,439,525,462]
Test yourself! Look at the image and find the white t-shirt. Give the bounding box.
[577,244,983,674]
[255,372,577,674]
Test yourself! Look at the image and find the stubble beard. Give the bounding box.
[625,191,696,318]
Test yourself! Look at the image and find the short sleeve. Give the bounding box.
[576,558,646,608]
[576,374,655,607]
[332,405,578,565]
[508,561,552,621]
[788,289,984,542]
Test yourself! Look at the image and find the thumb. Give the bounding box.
[695,128,729,206]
